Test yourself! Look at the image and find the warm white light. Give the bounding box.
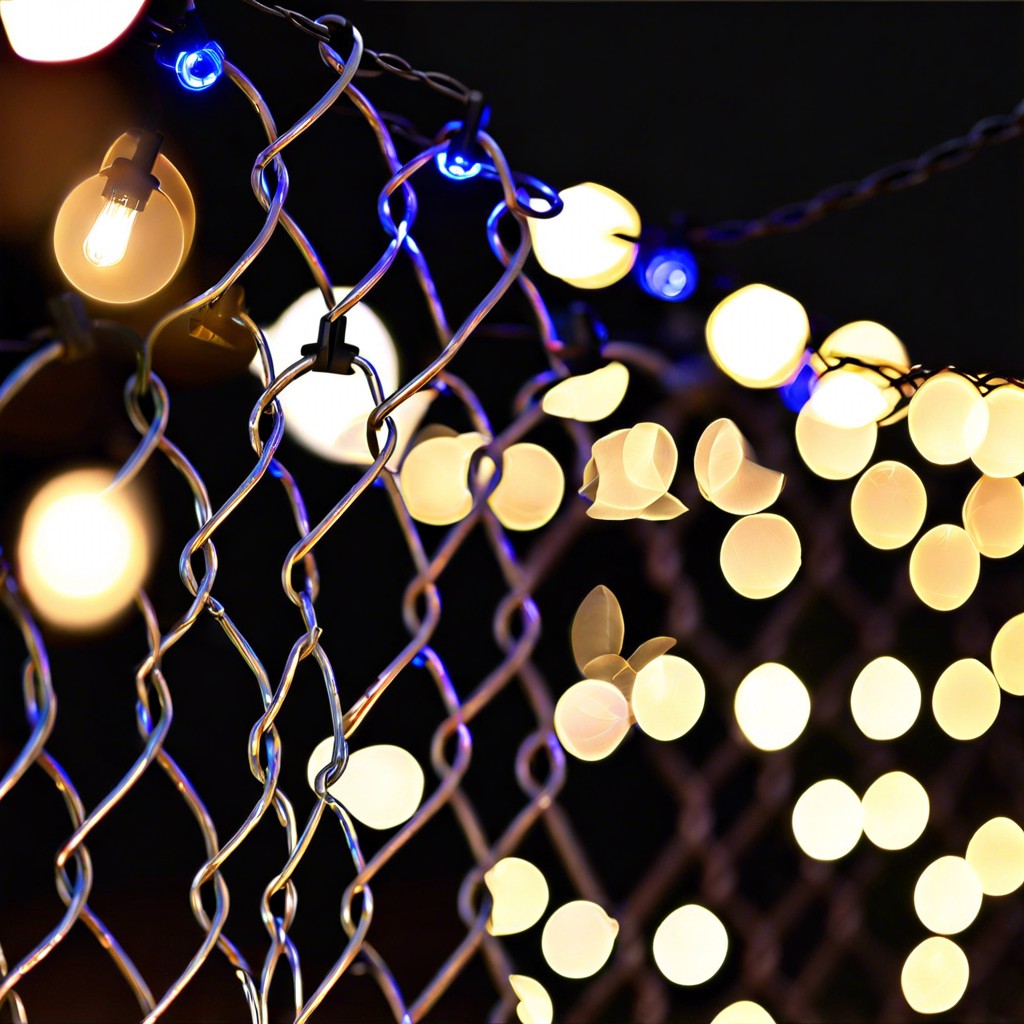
[720,513,801,600]
[540,901,618,979]
[908,372,989,465]
[651,904,728,986]
[931,658,1000,741]
[961,475,1024,558]
[965,817,1024,897]
[815,320,910,376]
[909,525,980,612]
[710,1001,775,1024]
[400,432,483,525]
[487,443,565,531]
[706,284,809,389]
[913,856,982,935]
[542,362,630,422]
[306,740,424,830]
[795,403,876,480]
[734,662,810,751]
[553,680,631,761]
[631,655,705,741]
[17,467,151,630]
[972,386,1024,477]
[805,369,890,429]
[791,779,862,861]
[485,858,550,936]
[991,612,1024,695]
[861,771,929,851]
[528,182,640,289]
[694,418,785,515]
[1,0,146,62]
[849,656,921,740]
[83,194,138,267]
[901,937,969,1015]
[850,461,927,550]
[509,975,553,1024]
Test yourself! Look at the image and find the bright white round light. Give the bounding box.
[913,856,982,935]
[0,0,146,61]
[17,467,151,630]
[908,372,989,465]
[631,655,705,741]
[901,937,969,1015]
[850,461,927,550]
[734,662,810,751]
[541,901,618,979]
[909,525,980,612]
[962,475,1024,558]
[965,817,1024,897]
[795,403,876,480]
[791,779,862,861]
[509,975,553,1024]
[306,740,424,830]
[932,658,1000,741]
[849,656,921,741]
[528,183,640,289]
[720,514,801,599]
[861,771,929,851]
[651,904,728,986]
[485,858,550,936]
[542,362,630,422]
[710,1001,775,1024]
[806,369,890,429]
[487,443,564,531]
[991,613,1024,695]
[972,386,1024,477]
[706,284,809,389]
[694,418,785,515]
[815,320,910,375]
[399,431,488,527]
[553,680,631,761]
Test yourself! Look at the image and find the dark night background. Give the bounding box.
[0,3,1023,1021]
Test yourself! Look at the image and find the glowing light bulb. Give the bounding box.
[805,369,890,429]
[16,467,152,631]
[509,976,553,1024]
[961,475,1024,559]
[908,372,988,465]
[850,461,926,550]
[913,856,982,934]
[175,43,224,91]
[554,680,631,761]
[541,901,618,979]
[694,418,785,515]
[734,662,810,751]
[791,779,862,861]
[541,362,630,422]
[711,1002,775,1024]
[861,771,929,850]
[931,658,1000,741]
[631,655,705,741]
[965,817,1024,897]
[991,613,1024,695]
[638,248,698,302]
[652,904,728,986]
[705,284,809,389]
[436,151,482,180]
[902,937,969,1015]
[909,525,980,612]
[849,656,921,740]
[487,443,565,531]
[972,386,1024,477]
[0,0,146,62]
[795,403,877,480]
[485,858,550,936]
[83,193,139,267]
[720,513,801,600]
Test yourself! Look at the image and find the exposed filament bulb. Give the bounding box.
[84,193,140,267]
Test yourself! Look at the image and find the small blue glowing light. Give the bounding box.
[638,248,699,302]
[175,43,224,91]
[436,151,483,181]
[778,352,818,412]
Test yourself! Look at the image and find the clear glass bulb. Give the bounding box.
[83,194,139,267]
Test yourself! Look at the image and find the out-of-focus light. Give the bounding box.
[813,320,910,377]
[541,901,618,979]
[705,284,809,389]
[901,937,969,1015]
[485,858,550,936]
[849,656,921,740]
[991,613,1024,695]
[710,1002,775,1024]
[909,525,980,612]
[175,43,224,91]
[528,182,640,289]
[861,771,929,851]
[931,658,1001,741]
[791,779,862,861]
[913,856,983,934]
[972,387,1024,478]
[734,662,810,751]
[631,655,705,741]
[778,352,817,413]
[638,248,698,302]
[850,461,927,550]
[806,369,890,429]
[651,904,728,986]
[436,151,482,180]
[306,740,425,830]
[0,0,146,61]
[795,403,877,480]
[571,584,624,673]
[694,418,785,516]
[720,513,802,600]
[487,442,565,531]
[398,431,485,526]
[962,475,1024,559]
[965,817,1024,897]
[509,975,553,1024]
[16,466,152,631]
[554,680,631,761]
[908,372,989,465]
[542,362,629,422]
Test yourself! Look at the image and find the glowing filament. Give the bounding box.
[83,193,138,266]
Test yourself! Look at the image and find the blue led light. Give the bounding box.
[436,151,483,181]
[638,248,699,302]
[778,352,818,412]
[174,42,224,91]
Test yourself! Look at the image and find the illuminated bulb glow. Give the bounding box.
[791,779,862,861]
[83,193,138,266]
[541,361,630,422]
[850,461,927,550]
[931,659,1000,741]
[795,403,877,480]
[720,513,802,600]
[694,418,785,515]
[651,904,728,986]
[631,655,705,741]
[814,320,910,376]
[486,443,565,531]
[175,44,224,91]
[901,937,969,1015]
[509,976,553,1024]
[965,817,1024,896]
[909,525,980,612]
[734,662,810,751]
[913,856,982,935]
[554,680,631,761]
[961,475,1024,558]
[806,369,890,429]
[861,771,929,850]
[638,249,698,302]
[485,858,550,936]
[0,0,147,61]
[908,372,989,465]
[711,1002,775,1024]
[437,151,483,180]
[541,901,618,979]
[972,387,1024,477]
[849,656,921,740]
[991,613,1024,695]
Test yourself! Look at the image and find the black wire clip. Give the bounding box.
[303,315,359,375]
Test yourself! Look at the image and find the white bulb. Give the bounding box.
[1,0,146,62]
[83,194,138,267]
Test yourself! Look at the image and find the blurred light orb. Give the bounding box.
[306,740,424,830]
[909,525,980,612]
[991,613,1024,695]
[710,1002,775,1024]
[631,655,705,741]
[814,320,910,377]
[509,975,553,1024]
[908,372,989,465]
[965,817,1024,897]
[849,656,921,740]
[720,513,801,600]
[487,443,565,531]
[913,856,983,935]
[795,403,877,480]
[962,475,1024,559]
[805,369,890,429]
[0,0,146,61]
[651,904,728,986]
[791,779,863,861]
[932,658,1001,741]
[901,937,969,1015]
[541,901,619,979]
[17,467,151,630]
[861,771,929,850]
[734,662,810,751]
[485,858,550,936]
[694,418,785,516]
[706,284,809,389]
[553,680,631,761]
[850,461,927,550]
[638,248,698,302]
[400,431,485,526]
[528,182,640,289]
[542,362,629,422]
[972,386,1024,477]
